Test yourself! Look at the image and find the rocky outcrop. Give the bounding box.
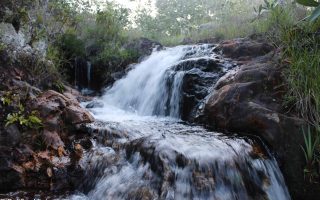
[216,37,274,60]
[199,38,318,199]
[0,92,93,193]
[176,56,234,121]
[0,62,94,193]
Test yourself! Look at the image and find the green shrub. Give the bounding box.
[301,125,320,182]
[6,111,43,129]
[301,126,320,171]
[2,93,43,130]
[58,31,86,59]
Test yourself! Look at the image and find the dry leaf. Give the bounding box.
[57,146,66,157]
[47,167,53,178]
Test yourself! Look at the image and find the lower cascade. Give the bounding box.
[73,45,291,200]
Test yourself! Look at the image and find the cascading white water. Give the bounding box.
[101,45,215,118]
[74,44,291,200]
[168,71,185,117]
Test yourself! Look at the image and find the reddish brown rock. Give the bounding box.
[32,90,94,125]
[217,37,274,60]
[200,41,312,199]
[43,130,65,150]
[64,105,94,124]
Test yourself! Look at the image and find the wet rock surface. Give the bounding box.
[161,44,237,121]
[72,119,289,200]
[216,37,274,60]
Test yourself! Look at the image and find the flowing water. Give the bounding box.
[72,45,291,200]
[87,61,92,88]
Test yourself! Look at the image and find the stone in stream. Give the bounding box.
[86,100,104,109]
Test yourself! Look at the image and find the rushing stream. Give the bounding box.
[72,45,291,200]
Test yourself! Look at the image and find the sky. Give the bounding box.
[91,0,156,13]
[111,0,157,19]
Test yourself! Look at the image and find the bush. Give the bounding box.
[58,31,86,59]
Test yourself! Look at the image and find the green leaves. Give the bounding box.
[5,112,43,129]
[296,0,319,7]
[301,126,320,174]
[1,96,11,106]
[3,92,43,129]
[5,113,20,127]
[296,0,320,22]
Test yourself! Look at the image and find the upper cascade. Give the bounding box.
[100,44,231,119]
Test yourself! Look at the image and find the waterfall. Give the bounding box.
[168,71,185,117]
[74,58,94,95]
[74,44,291,200]
[101,44,217,118]
[87,61,92,88]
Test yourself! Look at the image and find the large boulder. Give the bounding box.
[216,37,274,60]
[201,51,298,148]
[199,39,318,199]
[32,90,94,125]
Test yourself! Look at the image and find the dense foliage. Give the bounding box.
[134,0,263,45]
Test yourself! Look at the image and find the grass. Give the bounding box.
[284,47,320,125]
[301,126,319,171]
[301,125,320,182]
[263,5,320,178]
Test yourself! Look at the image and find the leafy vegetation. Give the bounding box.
[6,111,42,129]
[255,1,320,178]
[1,92,42,130]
